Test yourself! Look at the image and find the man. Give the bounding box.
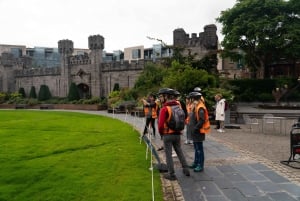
[157,88,190,180]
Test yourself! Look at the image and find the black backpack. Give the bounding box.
[166,105,185,131]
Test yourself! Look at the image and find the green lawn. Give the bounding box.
[0,110,162,201]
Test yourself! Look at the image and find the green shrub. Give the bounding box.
[38,85,52,101]
[18,87,26,98]
[68,83,80,101]
[29,86,37,98]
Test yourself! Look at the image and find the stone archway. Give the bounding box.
[77,83,90,99]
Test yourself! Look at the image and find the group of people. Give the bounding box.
[142,87,213,181]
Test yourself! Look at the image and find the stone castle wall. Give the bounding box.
[0,25,217,98]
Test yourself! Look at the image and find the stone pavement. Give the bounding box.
[79,109,300,201]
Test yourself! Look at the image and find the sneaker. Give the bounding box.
[189,163,196,169]
[157,146,164,151]
[194,166,203,172]
[183,168,190,176]
[163,173,177,181]
[220,129,225,133]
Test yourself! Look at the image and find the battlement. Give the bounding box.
[173,24,218,49]
[15,67,61,77]
[101,60,144,72]
[68,53,91,66]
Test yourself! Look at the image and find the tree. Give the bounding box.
[133,62,167,96]
[68,83,80,101]
[18,87,26,98]
[162,61,217,95]
[217,0,299,78]
[29,86,37,98]
[38,85,52,101]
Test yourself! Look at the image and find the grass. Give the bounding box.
[0,110,162,201]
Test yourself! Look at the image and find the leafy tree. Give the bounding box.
[162,60,217,95]
[133,62,167,96]
[68,83,80,101]
[217,0,299,78]
[38,85,52,101]
[29,86,37,98]
[18,87,26,98]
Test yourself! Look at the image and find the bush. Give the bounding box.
[29,86,37,98]
[18,87,26,98]
[68,83,80,101]
[38,85,52,101]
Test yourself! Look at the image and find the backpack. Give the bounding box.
[166,105,186,132]
[224,101,229,111]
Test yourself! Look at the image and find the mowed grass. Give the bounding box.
[0,110,162,201]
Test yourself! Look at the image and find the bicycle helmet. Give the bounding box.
[193,87,202,92]
[189,91,202,98]
[158,88,173,95]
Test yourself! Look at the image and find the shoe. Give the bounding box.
[183,168,190,176]
[194,166,203,172]
[164,173,177,181]
[219,129,225,133]
[189,163,196,169]
[157,146,164,151]
[184,140,189,144]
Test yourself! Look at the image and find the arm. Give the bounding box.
[158,107,167,135]
[194,108,205,130]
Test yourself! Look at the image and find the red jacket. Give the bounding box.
[158,100,180,135]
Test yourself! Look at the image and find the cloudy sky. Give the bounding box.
[0,0,236,52]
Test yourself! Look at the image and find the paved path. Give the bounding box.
[72,109,300,201]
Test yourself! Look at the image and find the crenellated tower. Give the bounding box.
[58,39,74,96]
[88,35,104,97]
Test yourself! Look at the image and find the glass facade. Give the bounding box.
[29,47,60,68]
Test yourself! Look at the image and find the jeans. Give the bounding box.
[193,141,204,168]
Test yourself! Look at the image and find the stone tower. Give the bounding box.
[58,39,74,97]
[203,24,218,49]
[88,35,104,97]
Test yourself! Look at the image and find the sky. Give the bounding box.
[0,0,237,52]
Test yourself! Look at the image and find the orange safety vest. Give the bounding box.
[195,101,211,134]
[185,102,192,124]
[143,102,158,119]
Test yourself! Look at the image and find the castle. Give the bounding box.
[0,24,219,98]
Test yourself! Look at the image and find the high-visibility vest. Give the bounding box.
[185,102,192,124]
[143,102,158,119]
[195,101,211,134]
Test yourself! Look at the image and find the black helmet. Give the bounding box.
[173,90,180,96]
[193,87,202,92]
[189,91,202,98]
[158,88,173,95]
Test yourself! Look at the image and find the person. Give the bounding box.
[142,93,158,137]
[215,93,226,132]
[188,91,210,172]
[184,94,193,144]
[157,88,190,180]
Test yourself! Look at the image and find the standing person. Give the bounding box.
[142,93,158,137]
[185,94,193,144]
[188,91,210,172]
[215,93,226,133]
[157,88,190,180]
